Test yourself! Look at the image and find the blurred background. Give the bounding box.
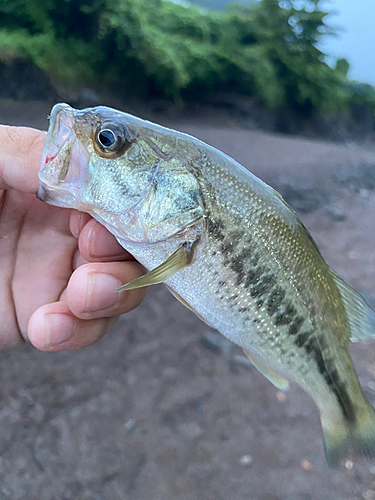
[1,1,375,499]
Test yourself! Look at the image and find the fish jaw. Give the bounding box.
[37,103,90,209]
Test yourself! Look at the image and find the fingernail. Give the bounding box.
[44,313,77,347]
[88,222,127,259]
[86,273,121,312]
[70,211,90,238]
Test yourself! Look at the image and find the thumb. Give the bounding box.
[0,125,46,193]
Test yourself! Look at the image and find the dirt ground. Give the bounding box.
[2,99,375,500]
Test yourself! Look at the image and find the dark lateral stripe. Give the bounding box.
[230,255,246,284]
[251,253,260,266]
[236,247,253,261]
[245,267,265,288]
[250,276,276,298]
[220,241,234,255]
[267,287,286,315]
[275,303,297,326]
[294,331,310,347]
[207,218,225,241]
[289,316,304,336]
[230,231,246,243]
[307,338,357,423]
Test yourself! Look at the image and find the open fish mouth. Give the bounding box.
[37,103,89,204]
[43,104,74,167]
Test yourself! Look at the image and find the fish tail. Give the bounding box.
[322,403,375,466]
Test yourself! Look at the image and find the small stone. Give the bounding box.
[325,202,346,221]
[276,391,286,402]
[360,189,370,198]
[124,419,136,431]
[239,454,253,466]
[300,459,312,471]
[369,466,375,474]
[344,459,354,470]
[348,250,360,260]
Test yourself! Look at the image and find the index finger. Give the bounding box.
[0,125,46,193]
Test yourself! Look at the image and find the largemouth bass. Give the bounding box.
[38,103,375,465]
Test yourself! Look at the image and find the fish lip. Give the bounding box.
[38,103,75,194]
[36,183,48,202]
[41,103,75,165]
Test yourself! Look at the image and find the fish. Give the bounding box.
[37,103,375,465]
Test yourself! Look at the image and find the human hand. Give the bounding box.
[0,125,146,351]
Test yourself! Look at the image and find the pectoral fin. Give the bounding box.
[116,240,198,292]
[242,348,290,391]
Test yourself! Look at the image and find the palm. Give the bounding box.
[1,188,77,348]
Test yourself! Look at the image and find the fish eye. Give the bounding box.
[98,129,117,148]
[94,122,133,158]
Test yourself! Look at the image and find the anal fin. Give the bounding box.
[242,348,290,391]
[166,285,213,327]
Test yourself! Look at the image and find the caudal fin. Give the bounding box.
[322,406,375,466]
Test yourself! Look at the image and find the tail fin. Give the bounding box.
[322,405,375,466]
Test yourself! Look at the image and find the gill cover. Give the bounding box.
[120,156,204,244]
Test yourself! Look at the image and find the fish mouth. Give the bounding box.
[37,103,75,200]
[43,104,74,167]
[37,103,89,204]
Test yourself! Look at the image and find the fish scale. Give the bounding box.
[38,103,375,465]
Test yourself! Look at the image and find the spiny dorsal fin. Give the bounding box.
[328,267,375,343]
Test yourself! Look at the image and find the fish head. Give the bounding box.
[38,103,205,244]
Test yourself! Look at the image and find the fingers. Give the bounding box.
[79,218,134,261]
[70,211,134,262]
[66,261,146,320]
[28,302,118,351]
[69,210,91,239]
[27,260,146,351]
[0,126,46,193]
[28,210,146,352]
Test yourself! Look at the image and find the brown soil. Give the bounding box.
[1,99,375,500]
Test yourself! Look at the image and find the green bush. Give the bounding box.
[0,0,372,115]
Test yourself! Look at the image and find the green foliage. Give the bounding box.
[189,0,254,10]
[335,58,350,77]
[0,0,373,114]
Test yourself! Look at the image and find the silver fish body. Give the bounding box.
[38,103,375,464]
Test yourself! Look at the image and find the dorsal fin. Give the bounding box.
[328,267,375,343]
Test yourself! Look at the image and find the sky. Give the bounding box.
[321,0,375,85]
[190,0,375,86]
